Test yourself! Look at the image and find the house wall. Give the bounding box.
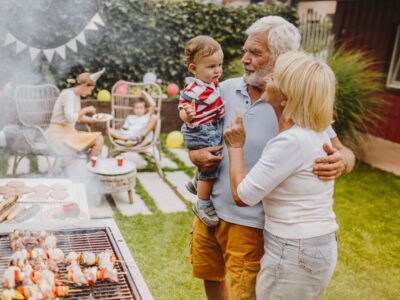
[333,0,400,143]
[297,1,336,19]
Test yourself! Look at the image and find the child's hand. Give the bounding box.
[181,100,196,122]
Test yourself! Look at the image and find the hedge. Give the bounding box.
[0,0,297,90]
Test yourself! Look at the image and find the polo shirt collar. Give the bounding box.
[235,77,249,98]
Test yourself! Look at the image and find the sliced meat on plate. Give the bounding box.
[33,185,51,193]
[49,191,69,200]
[18,186,34,194]
[28,192,49,201]
[5,180,25,188]
[0,187,16,196]
[50,183,68,192]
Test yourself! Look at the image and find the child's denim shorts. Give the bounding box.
[181,120,223,180]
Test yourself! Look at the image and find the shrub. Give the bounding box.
[0,0,297,90]
[327,48,383,142]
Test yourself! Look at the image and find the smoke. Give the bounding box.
[0,0,105,197]
[0,0,102,127]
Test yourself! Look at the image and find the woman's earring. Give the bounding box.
[280,101,287,107]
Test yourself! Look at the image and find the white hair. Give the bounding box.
[246,16,301,62]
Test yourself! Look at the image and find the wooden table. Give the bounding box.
[87,158,137,205]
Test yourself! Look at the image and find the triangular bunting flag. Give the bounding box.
[16,41,27,54]
[3,12,104,62]
[85,20,98,31]
[76,32,86,46]
[92,13,105,26]
[29,47,41,61]
[43,49,55,62]
[4,32,16,46]
[55,45,66,59]
[66,39,78,52]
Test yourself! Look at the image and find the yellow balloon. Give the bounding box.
[166,131,184,148]
[97,89,111,101]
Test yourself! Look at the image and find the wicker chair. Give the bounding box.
[13,84,60,175]
[107,81,164,177]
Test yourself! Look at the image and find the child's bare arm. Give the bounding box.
[141,91,156,115]
[179,100,196,123]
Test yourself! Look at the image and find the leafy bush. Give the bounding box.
[328,48,383,142]
[0,0,297,90]
[223,57,243,79]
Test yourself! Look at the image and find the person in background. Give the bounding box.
[108,91,157,146]
[188,16,355,300]
[224,51,338,299]
[46,70,104,158]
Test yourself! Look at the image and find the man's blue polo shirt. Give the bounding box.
[211,77,278,229]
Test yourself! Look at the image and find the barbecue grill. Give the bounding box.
[0,219,152,300]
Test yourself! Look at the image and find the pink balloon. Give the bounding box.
[166,83,180,96]
[115,83,129,95]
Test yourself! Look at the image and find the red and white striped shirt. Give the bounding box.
[178,77,225,127]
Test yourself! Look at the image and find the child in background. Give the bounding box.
[109,91,157,145]
[179,36,224,227]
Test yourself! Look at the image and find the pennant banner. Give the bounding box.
[29,47,40,61]
[3,12,105,63]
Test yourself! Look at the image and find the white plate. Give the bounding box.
[92,113,113,122]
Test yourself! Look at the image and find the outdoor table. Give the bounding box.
[87,158,137,205]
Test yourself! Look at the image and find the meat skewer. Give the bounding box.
[10,247,64,265]
[15,284,76,299]
[3,266,25,289]
[64,250,117,267]
[67,264,119,285]
[9,230,55,251]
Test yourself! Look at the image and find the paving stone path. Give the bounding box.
[5,145,196,217]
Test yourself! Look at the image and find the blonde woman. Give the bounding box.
[224,52,338,299]
[46,71,104,158]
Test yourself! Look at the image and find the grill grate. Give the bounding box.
[0,228,138,299]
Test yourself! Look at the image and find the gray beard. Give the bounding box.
[243,64,273,89]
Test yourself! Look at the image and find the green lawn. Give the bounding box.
[116,162,400,300]
[1,146,398,299]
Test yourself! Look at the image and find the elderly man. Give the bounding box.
[189,16,355,300]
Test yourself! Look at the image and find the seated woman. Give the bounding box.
[224,51,338,300]
[46,71,104,159]
[108,91,157,145]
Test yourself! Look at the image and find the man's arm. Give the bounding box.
[188,146,224,173]
[313,137,356,180]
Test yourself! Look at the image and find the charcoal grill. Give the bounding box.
[0,219,152,300]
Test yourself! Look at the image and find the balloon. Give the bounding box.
[166,131,184,148]
[166,83,180,97]
[115,83,129,95]
[143,72,157,84]
[97,89,111,101]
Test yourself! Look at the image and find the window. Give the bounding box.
[387,25,400,89]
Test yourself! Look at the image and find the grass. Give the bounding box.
[2,140,398,299]
[115,162,400,300]
[323,163,400,299]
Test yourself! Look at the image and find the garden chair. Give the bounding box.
[13,84,60,175]
[107,81,164,177]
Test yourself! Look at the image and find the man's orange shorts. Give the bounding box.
[190,217,264,300]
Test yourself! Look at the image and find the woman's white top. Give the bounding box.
[50,89,80,125]
[121,114,151,138]
[237,125,338,239]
